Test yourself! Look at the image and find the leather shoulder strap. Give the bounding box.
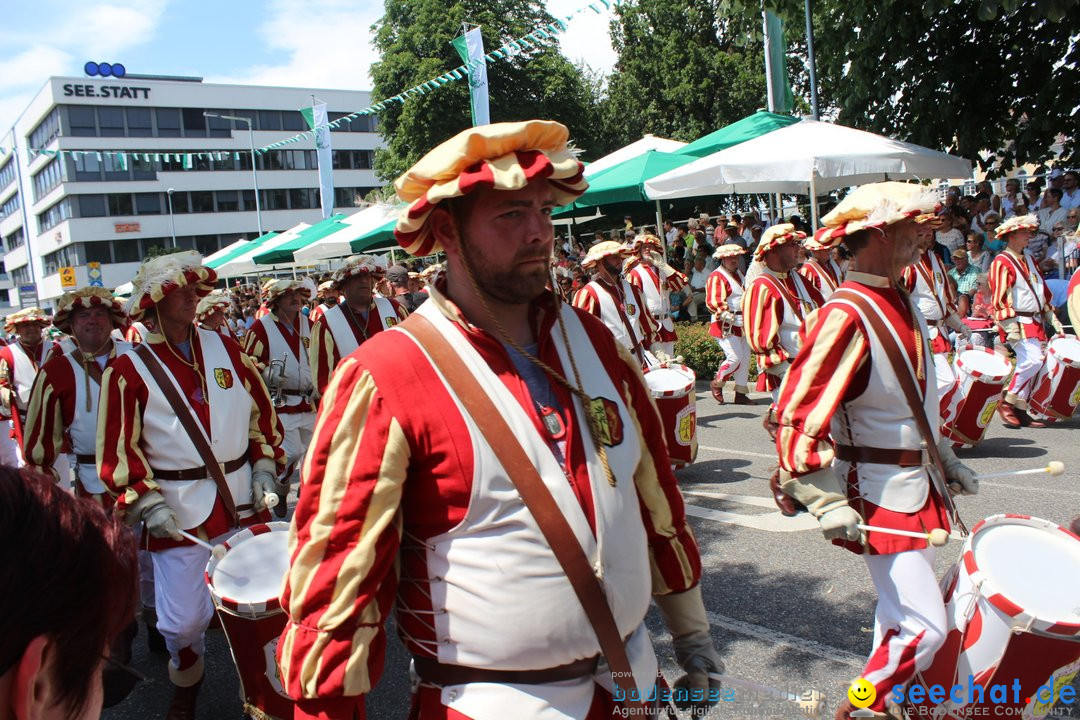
[399,312,645,705]
[134,343,239,525]
[1001,251,1042,304]
[830,289,966,534]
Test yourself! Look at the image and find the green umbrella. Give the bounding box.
[675,111,798,158]
[252,214,347,265]
[349,218,399,254]
[206,232,278,270]
[554,151,698,218]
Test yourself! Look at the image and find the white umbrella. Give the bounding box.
[644,118,973,226]
[215,223,311,277]
[584,134,687,178]
[293,204,403,264]
[202,238,252,266]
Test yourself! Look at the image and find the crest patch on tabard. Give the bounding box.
[588,396,624,447]
[626,302,637,317]
[385,316,398,327]
[301,337,310,349]
[213,367,234,389]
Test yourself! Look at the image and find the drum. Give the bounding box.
[1029,334,1080,421]
[205,522,294,720]
[911,515,1080,719]
[940,346,1011,448]
[642,363,698,469]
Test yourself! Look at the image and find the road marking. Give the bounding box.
[705,611,865,668]
[685,502,820,532]
[699,445,776,460]
[683,490,778,509]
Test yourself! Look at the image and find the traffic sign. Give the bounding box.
[18,284,36,305]
[59,266,77,289]
[87,262,103,287]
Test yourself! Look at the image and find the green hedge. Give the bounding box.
[672,322,758,382]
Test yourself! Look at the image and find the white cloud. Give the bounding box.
[545,0,618,75]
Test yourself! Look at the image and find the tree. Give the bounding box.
[601,0,768,151]
[369,0,605,184]
[767,0,1079,174]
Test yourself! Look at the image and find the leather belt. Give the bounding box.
[413,655,599,687]
[1015,311,1039,317]
[75,453,96,465]
[835,444,928,467]
[152,456,247,481]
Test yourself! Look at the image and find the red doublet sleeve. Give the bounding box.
[572,285,601,317]
[23,358,76,475]
[630,283,659,345]
[665,268,688,292]
[96,355,156,512]
[243,318,271,369]
[775,304,870,476]
[900,264,917,294]
[742,277,789,371]
[989,255,1017,322]
[308,317,340,397]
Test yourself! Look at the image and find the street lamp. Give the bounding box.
[166,188,177,248]
[204,112,264,237]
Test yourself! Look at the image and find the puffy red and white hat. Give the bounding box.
[582,240,630,268]
[195,290,232,323]
[820,181,939,239]
[994,213,1040,239]
[126,251,216,321]
[754,223,806,261]
[53,287,126,333]
[4,307,51,334]
[712,243,747,260]
[629,233,663,252]
[803,226,844,251]
[394,120,588,257]
[260,277,314,306]
[331,255,386,287]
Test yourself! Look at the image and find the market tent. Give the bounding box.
[348,217,399,254]
[293,204,403,264]
[583,134,687,178]
[252,214,346,265]
[556,150,698,215]
[205,232,279,270]
[214,224,311,276]
[203,238,254,266]
[645,118,973,225]
[674,111,798,158]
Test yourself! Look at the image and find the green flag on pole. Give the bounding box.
[763,10,794,114]
[451,26,490,126]
[301,101,335,219]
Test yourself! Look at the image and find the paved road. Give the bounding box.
[104,383,1080,719]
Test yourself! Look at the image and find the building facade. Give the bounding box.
[0,75,383,309]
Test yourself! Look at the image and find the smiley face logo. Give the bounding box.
[847,678,876,709]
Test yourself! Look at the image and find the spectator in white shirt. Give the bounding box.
[966,232,992,273]
[1061,170,1080,210]
[1024,183,1043,213]
[1038,188,1069,239]
[687,253,711,320]
[1000,178,1022,218]
[935,210,965,253]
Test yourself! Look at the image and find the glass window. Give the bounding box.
[195,235,220,256]
[169,191,190,214]
[264,189,287,210]
[0,194,19,221]
[98,107,125,137]
[30,108,61,148]
[156,108,181,137]
[241,190,256,211]
[108,194,133,216]
[206,112,232,139]
[357,150,373,169]
[72,153,102,181]
[258,110,281,131]
[69,106,97,137]
[4,228,25,253]
[289,188,313,209]
[216,190,239,212]
[232,110,256,129]
[79,194,107,217]
[32,159,63,201]
[102,154,128,181]
[141,238,169,255]
[182,108,206,137]
[131,154,156,180]
[193,154,211,171]
[126,108,152,137]
[190,191,213,213]
[37,198,72,232]
[213,153,237,171]
[159,154,183,173]
[260,151,284,171]
[0,160,16,191]
[112,239,140,263]
[282,111,304,131]
[85,241,112,264]
[173,235,195,250]
[135,193,160,215]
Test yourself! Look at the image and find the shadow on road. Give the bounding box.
[959,435,1047,459]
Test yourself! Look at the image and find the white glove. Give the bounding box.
[128,490,181,540]
[780,468,864,543]
[959,324,973,340]
[717,310,736,325]
[648,343,671,365]
[654,586,724,711]
[646,249,676,278]
[1044,310,1064,335]
[1000,318,1021,343]
[938,439,977,496]
[251,470,278,511]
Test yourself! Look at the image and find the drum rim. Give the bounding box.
[643,363,695,396]
[1047,334,1080,368]
[955,345,1011,383]
[964,513,1080,637]
[205,521,291,614]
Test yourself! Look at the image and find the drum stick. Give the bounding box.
[856,524,953,547]
[177,529,227,559]
[264,493,280,509]
[973,461,1065,481]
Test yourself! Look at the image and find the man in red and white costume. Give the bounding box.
[798,227,846,299]
[989,214,1063,428]
[624,233,688,357]
[774,182,978,720]
[195,289,238,341]
[742,223,825,408]
[573,241,661,366]
[97,250,285,718]
[900,217,972,400]
[279,120,721,720]
[308,255,408,397]
[705,244,752,405]
[244,277,316,514]
[0,307,62,465]
[23,287,130,503]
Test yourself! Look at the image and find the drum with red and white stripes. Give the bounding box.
[910,515,1080,719]
[205,522,294,720]
[642,363,698,469]
[1029,334,1080,421]
[940,345,1011,448]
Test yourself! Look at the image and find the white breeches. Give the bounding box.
[1007,338,1044,403]
[152,531,232,665]
[279,411,316,480]
[933,353,956,402]
[715,336,750,392]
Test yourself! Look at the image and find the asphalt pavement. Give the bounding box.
[103,383,1080,720]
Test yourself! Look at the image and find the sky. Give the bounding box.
[0,0,617,135]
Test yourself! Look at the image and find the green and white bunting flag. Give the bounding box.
[300,101,334,219]
[451,27,490,126]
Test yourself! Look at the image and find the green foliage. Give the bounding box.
[369,0,606,183]
[673,322,723,377]
[144,245,188,260]
[599,0,768,154]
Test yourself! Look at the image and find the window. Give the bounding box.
[32,159,64,201]
[282,111,304,131]
[190,191,213,213]
[195,235,220,255]
[103,154,128,181]
[11,266,30,286]
[68,106,97,137]
[131,154,156,180]
[264,189,287,210]
[0,194,19,221]
[241,190,256,211]
[112,238,140,263]
[126,108,152,137]
[156,108,181,137]
[73,153,102,181]
[4,228,25,253]
[134,193,160,215]
[258,110,281,131]
[168,191,190,214]
[206,112,232,139]
[335,187,362,208]
[289,188,314,209]
[182,108,206,137]
[216,190,239,212]
[37,198,72,232]
[172,235,195,250]
[85,241,112,264]
[108,194,133,216]
[141,238,169,255]
[0,160,16,191]
[260,151,285,171]
[98,107,125,137]
[78,195,107,217]
[29,108,61,147]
